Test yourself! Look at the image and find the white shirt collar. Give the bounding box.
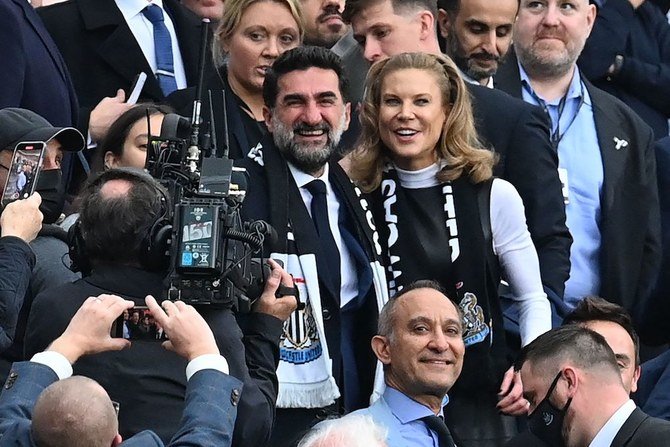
[588,399,636,447]
[394,163,443,189]
[287,162,331,189]
[115,0,165,20]
[459,69,494,89]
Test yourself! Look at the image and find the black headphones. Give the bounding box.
[68,168,172,276]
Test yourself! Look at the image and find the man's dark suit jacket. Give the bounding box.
[24,265,282,447]
[0,0,78,128]
[0,361,241,446]
[611,407,670,446]
[37,0,204,132]
[496,53,662,328]
[506,407,670,447]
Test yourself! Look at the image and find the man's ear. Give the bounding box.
[263,106,274,131]
[111,434,122,446]
[437,9,451,39]
[631,365,641,394]
[343,102,351,132]
[371,335,392,365]
[562,367,579,398]
[418,11,436,42]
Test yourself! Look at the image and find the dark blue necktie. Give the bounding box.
[421,415,456,447]
[305,179,341,299]
[142,4,178,96]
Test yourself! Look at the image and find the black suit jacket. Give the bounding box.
[496,52,662,321]
[24,265,282,447]
[611,407,670,446]
[0,0,78,128]
[38,0,204,132]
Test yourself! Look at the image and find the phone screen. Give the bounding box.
[111,305,167,341]
[1,142,46,207]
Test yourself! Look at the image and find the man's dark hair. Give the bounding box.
[343,0,438,24]
[78,169,167,267]
[563,296,640,367]
[514,326,621,379]
[263,46,349,109]
[437,0,457,15]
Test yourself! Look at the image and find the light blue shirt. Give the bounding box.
[520,65,604,308]
[348,386,449,447]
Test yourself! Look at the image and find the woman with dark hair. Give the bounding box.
[92,103,174,172]
[349,52,552,446]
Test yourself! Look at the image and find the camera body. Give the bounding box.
[146,114,272,312]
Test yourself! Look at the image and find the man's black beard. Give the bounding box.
[272,121,342,176]
[445,33,503,81]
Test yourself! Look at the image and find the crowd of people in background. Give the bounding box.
[1,0,670,446]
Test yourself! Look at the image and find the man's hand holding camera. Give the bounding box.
[0,192,43,242]
[46,293,224,365]
[145,295,220,361]
[253,259,299,322]
[47,294,134,364]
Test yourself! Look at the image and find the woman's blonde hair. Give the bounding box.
[212,0,304,67]
[350,52,496,192]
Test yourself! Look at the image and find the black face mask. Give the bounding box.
[35,169,66,224]
[527,371,573,447]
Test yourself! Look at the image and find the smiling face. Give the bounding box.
[441,0,517,82]
[514,0,595,79]
[223,1,301,96]
[300,0,347,47]
[265,67,350,176]
[378,68,448,171]
[373,288,465,405]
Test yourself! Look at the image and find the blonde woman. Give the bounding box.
[171,0,303,159]
[349,52,551,446]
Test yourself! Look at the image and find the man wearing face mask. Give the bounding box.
[0,108,85,380]
[514,325,670,447]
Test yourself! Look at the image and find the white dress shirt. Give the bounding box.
[589,399,636,447]
[460,70,494,89]
[287,162,359,308]
[115,0,188,90]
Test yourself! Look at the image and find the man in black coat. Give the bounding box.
[37,0,205,137]
[578,0,670,140]
[516,326,670,447]
[342,0,572,315]
[23,168,297,447]
[240,46,389,447]
[495,0,661,330]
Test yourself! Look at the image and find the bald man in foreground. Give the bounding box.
[0,294,241,446]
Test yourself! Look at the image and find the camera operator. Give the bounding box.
[0,108,85,379]
[0,194,43,353]
[0,293,241,446]
[24,168,297,446]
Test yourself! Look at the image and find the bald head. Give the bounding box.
[99,179,133,199]
[32,376,118,447]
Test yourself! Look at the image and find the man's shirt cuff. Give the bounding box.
[185,354,229,381]
[31,351,74,380]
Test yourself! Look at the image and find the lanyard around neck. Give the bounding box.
[522,80,586,150]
